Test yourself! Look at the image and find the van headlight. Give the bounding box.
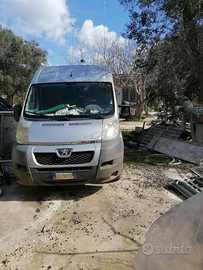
[102,116,119,141]
[16,117,31,144]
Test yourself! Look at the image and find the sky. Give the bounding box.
[0,0,130,66]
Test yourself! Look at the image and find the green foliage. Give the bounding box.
[120,0,203,105]
[0,25,48,104]
[130,115,146,121]
[145,37,192,109]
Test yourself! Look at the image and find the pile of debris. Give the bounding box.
[124,113,203,166]
[123,112,203,199]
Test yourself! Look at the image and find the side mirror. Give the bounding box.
[119,100,131,119]
[13,104,22,122]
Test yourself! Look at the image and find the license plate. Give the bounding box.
[53,172,76,180]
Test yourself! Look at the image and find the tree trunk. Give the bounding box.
[183,0,203,102]
[136,99,148,116]
[135,71,147,116]
[7,94,14,106]
[199,56,203,102]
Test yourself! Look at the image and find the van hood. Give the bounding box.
[28,120,102,144]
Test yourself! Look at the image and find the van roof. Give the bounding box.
[31,65,113,84]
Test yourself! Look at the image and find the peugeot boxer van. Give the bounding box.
[12,64,130,186]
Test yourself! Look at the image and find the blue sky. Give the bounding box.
[0,0,130,66]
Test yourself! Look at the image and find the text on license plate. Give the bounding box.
[53,172,76,180]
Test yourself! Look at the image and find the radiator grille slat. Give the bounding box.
[34,151,94,165]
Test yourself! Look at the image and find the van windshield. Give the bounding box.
[24,82,115,119]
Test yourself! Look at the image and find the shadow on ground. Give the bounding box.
[0,178,102,202]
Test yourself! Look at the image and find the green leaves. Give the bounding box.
[120,0,203,105]
[0,25,48,104]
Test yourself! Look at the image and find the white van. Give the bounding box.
[12,64,130,186]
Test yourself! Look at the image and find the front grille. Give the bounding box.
[34,151,94,165]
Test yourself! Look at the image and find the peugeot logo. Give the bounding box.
[56,148,72,158]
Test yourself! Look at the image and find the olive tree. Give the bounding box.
[0,26,48,105]
[119,0,203,104]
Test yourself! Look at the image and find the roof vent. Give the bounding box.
[80,59,86,65]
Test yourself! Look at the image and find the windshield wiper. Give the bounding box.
[72,114,104,119]
[51,115,70,121]
[25,111,51,118]
[25,111,70,121]
[91,115,104,119]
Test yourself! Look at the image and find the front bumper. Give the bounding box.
[12,135,123,186]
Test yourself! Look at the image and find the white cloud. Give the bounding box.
[78,20,118,48]
[117,36,126,46]
[0,0,75,45]
[65,20,128,64]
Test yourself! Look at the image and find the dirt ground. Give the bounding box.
[0,152,200,270]
[0,114,201,270]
